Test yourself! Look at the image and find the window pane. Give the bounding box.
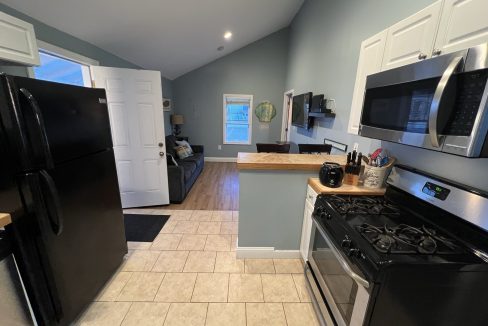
[225,123,249,143]
[34,52,86,86]
[226,103,249,122]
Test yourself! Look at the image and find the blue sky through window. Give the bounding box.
[34,52,85,86]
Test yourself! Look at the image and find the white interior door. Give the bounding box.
[91,66,169,208]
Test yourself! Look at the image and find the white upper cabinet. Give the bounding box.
[434,0,488,56]
[0,11,40,66]
[381,1,442,71]
[348,30,388,134]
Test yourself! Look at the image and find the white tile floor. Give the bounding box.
[75,209,319,326]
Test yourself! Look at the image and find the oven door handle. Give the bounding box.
[429,56,464,148]
[313,218,369,288]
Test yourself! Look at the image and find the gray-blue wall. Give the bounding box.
[173,28,289,157]
[286,0,488,191]
[0,3,175,120]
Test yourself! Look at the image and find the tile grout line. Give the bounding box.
[152,272,167,302]
[119,301,133,326]
[291,273,305,303]
[281,302,290,326]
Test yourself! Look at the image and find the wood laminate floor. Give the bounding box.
[158,162,239,211]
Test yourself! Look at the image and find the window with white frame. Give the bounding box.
[223,94,253,145]
[32,41,98,87]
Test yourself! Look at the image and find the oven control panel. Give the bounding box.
[422,182,450,200]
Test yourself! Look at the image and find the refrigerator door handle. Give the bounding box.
[39,170,64,236]
[18,88,54,169]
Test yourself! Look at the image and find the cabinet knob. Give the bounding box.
[418,53,427,60]
[159,151,165,157]
[432,49,442,56]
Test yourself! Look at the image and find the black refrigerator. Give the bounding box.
[0,74,128,325]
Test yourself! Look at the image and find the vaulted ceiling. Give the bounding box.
[3,0,304,79]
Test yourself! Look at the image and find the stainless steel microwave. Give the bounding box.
[359,43,488,157]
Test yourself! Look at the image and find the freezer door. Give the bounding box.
[9,75,113,166]
[21,149,127,326]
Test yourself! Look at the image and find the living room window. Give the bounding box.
[223,94,253,145]
[31,41,98,87]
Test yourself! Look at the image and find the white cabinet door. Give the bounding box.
[434,0,488,56]
[348,30,387,134]
[91,66,170,208]
[0,11,39,66]
[381,1,442,71]
[300,187,317,262]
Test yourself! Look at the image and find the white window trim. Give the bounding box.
[28,40,99,87]
[223,94,253,145]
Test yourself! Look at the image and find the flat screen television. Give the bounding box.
[292,92,313,129]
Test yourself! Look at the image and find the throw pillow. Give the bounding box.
[175,145,191,159]
[175,140,194,155]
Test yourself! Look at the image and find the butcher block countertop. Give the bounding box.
[0,213,12,228]
[308,178,386,195]
[237,152,347,171]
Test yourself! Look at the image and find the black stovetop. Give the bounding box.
[314,192,487,271]
[325,195,463,255]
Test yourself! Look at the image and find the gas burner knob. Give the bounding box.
[348,248,361,258]
[341,237,352,249]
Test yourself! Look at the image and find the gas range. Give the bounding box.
[306,165,488,326]
[322,194,464,255]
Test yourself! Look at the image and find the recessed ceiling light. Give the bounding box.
[224,31,232,40]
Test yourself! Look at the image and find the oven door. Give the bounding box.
[307,218,370,326]
[359,44,488,157]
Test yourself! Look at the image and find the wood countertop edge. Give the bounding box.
[236,153,347,171]
[0,213,12,228]
[237,163,323,171]
[308,178,386,195]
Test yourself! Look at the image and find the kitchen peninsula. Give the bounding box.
[237,152,360,258]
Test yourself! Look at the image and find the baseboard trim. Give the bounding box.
[204,157,237,162]
[236,246,301,259]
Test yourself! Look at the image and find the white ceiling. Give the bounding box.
[3,0,304,79]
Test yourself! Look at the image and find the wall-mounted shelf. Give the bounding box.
[309,112,336,119]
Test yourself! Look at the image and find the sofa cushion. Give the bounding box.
[179,153,204,169]
[178,161,196,182]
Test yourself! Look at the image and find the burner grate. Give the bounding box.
[326,195,400,216]
[357,223,460,254]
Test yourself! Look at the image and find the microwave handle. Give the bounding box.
[429,56,464,148]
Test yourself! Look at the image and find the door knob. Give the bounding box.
[159,152,165,157]
[158,142,164,147]
[432,49,442,56]
[418,53,427,60]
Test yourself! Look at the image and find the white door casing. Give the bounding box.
[91,67,169,208]
[348,30,388,135]
[381,1,442,71]
[281,89,294,142]
[434,0,488,56]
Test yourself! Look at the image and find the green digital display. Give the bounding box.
[422,182,450,200]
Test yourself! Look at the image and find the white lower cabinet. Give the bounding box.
[300,186,317,261]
